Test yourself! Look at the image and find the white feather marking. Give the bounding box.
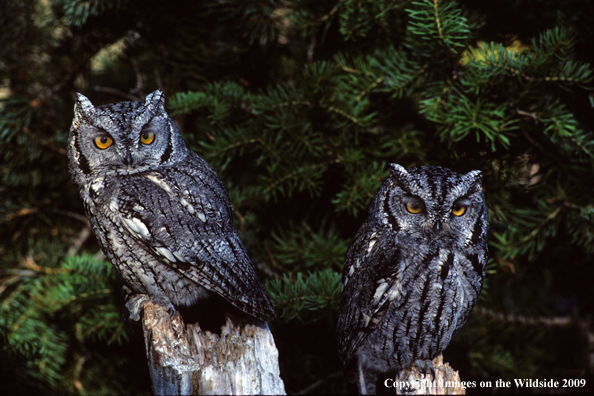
[147,174,201,218]
[109,198,119,212]
[91,177,104,195]
[123,218,139,234]
[179,198,194,213]
[122,217,151,240]
[179,198,196,215]
[363,313,371,327]
[348,265,355,277]
[146,174,173,193]
[132,218,150,239]
[173,250,186,262]
[355,258,361,268]
[156,247,177,262]
[109,229,126,257]
[372,282,389,302]
[367,239,376,253]
[388,286,399,301]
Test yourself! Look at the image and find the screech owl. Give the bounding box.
[67,89,275,322]
[336,164,488,394]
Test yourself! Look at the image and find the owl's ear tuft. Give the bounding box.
[74,93,95,121]
[145,89,165,113]
[463,170,483,194]
[389,163,409,182]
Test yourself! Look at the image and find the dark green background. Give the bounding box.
[1,0,593,394]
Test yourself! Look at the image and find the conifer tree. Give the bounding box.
[1,0,592,394]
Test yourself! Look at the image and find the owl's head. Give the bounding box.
[381,163,488,247]
[67,90,188,185]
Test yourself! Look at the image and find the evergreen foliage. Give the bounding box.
[1,0,592,394]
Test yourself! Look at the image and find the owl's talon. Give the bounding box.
[125,294,151,321]
[152,296,176,316]
[413,359,435,381]
[124,293,176,321]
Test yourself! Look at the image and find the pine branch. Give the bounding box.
[300,0,345,29]
[467,29,594,88]
[262,159,340,200]
[520,204,565,243]
[266,269,342,322]
[475,307,572,327]
[294,371,343,395]
[407,0,470,51]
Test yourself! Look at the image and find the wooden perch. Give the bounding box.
[139,301,286,395]
[394,355,465,395]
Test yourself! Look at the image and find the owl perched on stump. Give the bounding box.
[337,164,488,394]
[67,90,275,323]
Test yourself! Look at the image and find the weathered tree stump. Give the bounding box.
[140,301,286,395]
[393,355,465,395]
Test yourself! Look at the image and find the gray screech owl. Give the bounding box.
[67,90,275,322]
[337,164,488,394]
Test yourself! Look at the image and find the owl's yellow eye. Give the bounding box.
[140,131,155,145]
[452,203,467,216]
[94,136,113,149]
[406,202,423,214]
[404,196,425,214]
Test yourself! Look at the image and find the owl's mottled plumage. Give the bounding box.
[337,164,488,394]
[67,90,275,322]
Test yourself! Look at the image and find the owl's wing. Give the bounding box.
[337,223,403,367]
[451,251,486,337]
[114,153,275,321]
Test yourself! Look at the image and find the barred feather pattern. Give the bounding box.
[337,164,488,394]
[67,90,275,322]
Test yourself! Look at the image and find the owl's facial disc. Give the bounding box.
[396,192,471,240]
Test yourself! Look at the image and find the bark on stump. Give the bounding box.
[394,355,465,395]
[139,301,286,395]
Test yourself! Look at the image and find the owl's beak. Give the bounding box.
[432,221,442,236]
[123,153,134,167]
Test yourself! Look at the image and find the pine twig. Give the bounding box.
[301,0,346,29]
[92,86,140,101]
[476,306,572,326]
[432,0,444,43]
[521,204,564,243]
[294,371,342,395]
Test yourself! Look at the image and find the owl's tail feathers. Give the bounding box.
[356,359,378,394]
[234,285,276,322]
